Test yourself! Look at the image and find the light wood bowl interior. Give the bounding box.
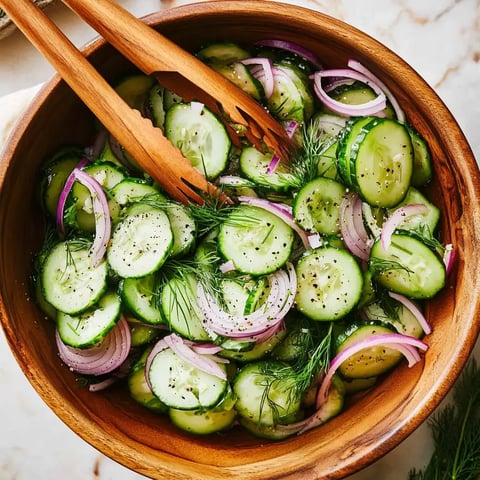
[1,2,480,479]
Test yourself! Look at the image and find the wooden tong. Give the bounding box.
[0,0,290,204]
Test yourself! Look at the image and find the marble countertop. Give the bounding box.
[0,1,479,479]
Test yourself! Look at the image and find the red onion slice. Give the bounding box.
[197,263,296,339]
[311,69,387,117]
[443,244,455,274]
[238,195,313,248]
[380,204,429,250]
[315,333,428,410]
[56,158,90,236]
[242,57,274,98]
[339,192,372,261]
[254,39,323,69]
[388,291,431,335]
[163,333,227,380]
[56,315,131,376]
[71,169,111,266]
[348,59,406,123]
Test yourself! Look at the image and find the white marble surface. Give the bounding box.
[0,1,479,479]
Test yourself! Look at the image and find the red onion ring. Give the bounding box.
[348,59,406,122]
[443,244,455,275]
[314,333,428,411]
[197,263,296,339]
[163,333,227,380]
[388,291,432,335]
[311,69,387,117]
[242,57,274,98]
[254,39,323,69]
[339,192,372,261]
[56,315,131,376]
[380,203,429,250]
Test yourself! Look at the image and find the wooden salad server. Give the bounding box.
[59,0,291,158]
[0,0,289,204]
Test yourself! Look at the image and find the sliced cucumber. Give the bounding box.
[165,203,196,257]
[41,240,108,315]
[363,299,424,339]
[350,118,413,207]
[165,102,231,179]
[295,246,363,321]
[239,146,295,192]
[293,177,346,235]
[388,186,440,234]
[148,347,228,410]
[233,360,301,426]
[57,290,121,348]
[336,116,376,189]
[407,124,433,187]
[110,177,166,207]
[39,146,84,218]
[160,272,210,341]
[128,346,168,413]
[107,203,173,278]
[120,273,164,325]
[197,41,251,64]
[213,61,263,101]
[334,320,402,379]
[218,204,294,275]
[148,83,166,129]
[114,73,155,111]
[369,233,446,299]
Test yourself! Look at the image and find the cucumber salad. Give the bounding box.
[33,39,454,439]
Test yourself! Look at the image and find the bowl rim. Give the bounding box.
[1,1,480,479]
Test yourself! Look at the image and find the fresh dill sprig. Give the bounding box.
[187,193,258,237]
[258,321,334,423]
[408,358,480,480]
[397,225,445,253]
[288,119,336,188]
[369,257,414,276]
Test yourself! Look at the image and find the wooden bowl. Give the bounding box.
[1,2,480,479]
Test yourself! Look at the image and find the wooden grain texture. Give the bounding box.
[0,2,479,480]
[60,0,291,158]
[0,0,216,205]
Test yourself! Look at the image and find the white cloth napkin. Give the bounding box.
[0,84,42,149]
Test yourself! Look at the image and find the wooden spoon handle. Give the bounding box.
[0,0,214,204]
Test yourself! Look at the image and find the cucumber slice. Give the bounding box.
[120,273,164,325]
[233,360,301,426]
[148,347,228,410]
[218,204,294,275]
[369,233,446,299]
[57,290,121,348]
[148,83,166,129]
[388,186,440,234]
[213,61,263,101]
[363,300,424,339]
[407,125,433,187]
[293,176,346,235]
[351,118,413,207]
[295,246,363,321]
[41,240,108,315]
[336,116,376,189]
[39,146,84,218]
[160,272,210,341]
[165,102,231,179]
[107,204,173,278]
[110,178,166,207]
[128,346,168,413]
[334,320,402,379]
[197,41,251,64]
[165,203,196,258]
[239,146,295,191]
[114,73,155,111]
